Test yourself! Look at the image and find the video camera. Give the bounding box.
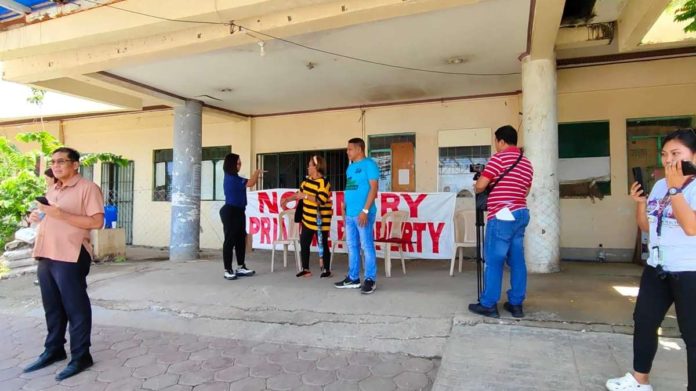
[470,163,486,180]
[469,163,486,173]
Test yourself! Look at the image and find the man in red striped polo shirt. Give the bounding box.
[469,125,534,319]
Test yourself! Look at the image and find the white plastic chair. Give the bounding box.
[330,216,346,267]
[271,209,301,272]
[450,209,476,276]
[375,210,410,278]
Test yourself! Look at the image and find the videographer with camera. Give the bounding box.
[606,128,696,391]
[468,125,533,319]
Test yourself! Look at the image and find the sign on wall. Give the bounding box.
[245,190,456,259]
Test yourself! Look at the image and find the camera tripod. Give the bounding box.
[474,196,486,301]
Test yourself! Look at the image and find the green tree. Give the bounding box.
[675,0,696,32]
[0,137,44,245]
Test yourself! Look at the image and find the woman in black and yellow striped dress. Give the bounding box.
[281,155,333,278]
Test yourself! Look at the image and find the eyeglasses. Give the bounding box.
[47,159,74,166]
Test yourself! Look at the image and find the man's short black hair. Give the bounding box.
[52,147,80,162]
[348,137,366,152]
[495,125,518,146]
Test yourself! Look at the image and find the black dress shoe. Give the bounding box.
[55,353,93,381]
[468,302,500,318]
[503,302,525,318]
[23,349,67,373]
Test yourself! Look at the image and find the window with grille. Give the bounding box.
[79,164,94,182]
[153,146,230,201]
[438,145,491,197]
[257,149,349,191]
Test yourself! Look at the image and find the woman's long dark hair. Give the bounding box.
[223,153,240,175]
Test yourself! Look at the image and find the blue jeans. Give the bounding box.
[345,213,377,281]
[480,209,530,308]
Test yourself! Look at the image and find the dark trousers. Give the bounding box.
[220,204,246,270]
[633,265,696,390]
[299,226,330,271]
[37,246,92,359]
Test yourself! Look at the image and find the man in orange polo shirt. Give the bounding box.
[25,147,105,381]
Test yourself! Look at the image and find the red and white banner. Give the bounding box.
[246,190,456,259]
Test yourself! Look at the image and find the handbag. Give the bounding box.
[294,199,304,223]
[476,152,524,211]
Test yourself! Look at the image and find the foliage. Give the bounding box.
[0,136,44,245]
[674,0,696,33]
[26,88,46,107]
[81,152,129,167]
[0,171,45,244]
[15,132,129,167]
[15,131,62,156]
[0,137,39,177]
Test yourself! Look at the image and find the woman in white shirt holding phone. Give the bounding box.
[607,128,696,391]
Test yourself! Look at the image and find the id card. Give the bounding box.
[651,246,662,264]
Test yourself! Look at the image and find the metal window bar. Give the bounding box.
[79,164,94,182]
[101,161,134,245]
[256,149,348,191]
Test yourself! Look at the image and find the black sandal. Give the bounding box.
[296,270,312,278]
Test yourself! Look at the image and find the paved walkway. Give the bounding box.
[0,314,439,391]
[0,253,689,390]
[434,322,687,391]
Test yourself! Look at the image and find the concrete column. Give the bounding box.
[169,100,202,261]
[522,56,560,273]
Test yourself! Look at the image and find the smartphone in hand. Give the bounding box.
[682,161,696,176]
[35,196,50,206]
[632,167,646,197]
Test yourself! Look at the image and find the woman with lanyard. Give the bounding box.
[607,128,696,391]
[281,155,333,278]
[220,153,261,281]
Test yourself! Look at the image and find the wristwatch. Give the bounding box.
[668,187,682,196]
[361,209,369,214]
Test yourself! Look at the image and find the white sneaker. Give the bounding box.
[236,265,255,276]
[224,270,237,280]
[606,373,653,391]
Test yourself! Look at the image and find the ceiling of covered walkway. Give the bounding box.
[0,0,693,118]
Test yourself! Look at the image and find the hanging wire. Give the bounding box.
[80,0,521,77]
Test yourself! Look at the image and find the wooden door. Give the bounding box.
[391,141,415,192]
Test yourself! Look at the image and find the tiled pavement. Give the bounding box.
[0,314,439,391]
[433,322,688,391]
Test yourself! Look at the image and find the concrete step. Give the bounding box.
[0,265,37,280]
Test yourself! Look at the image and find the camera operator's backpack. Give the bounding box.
[476,152,524,211]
